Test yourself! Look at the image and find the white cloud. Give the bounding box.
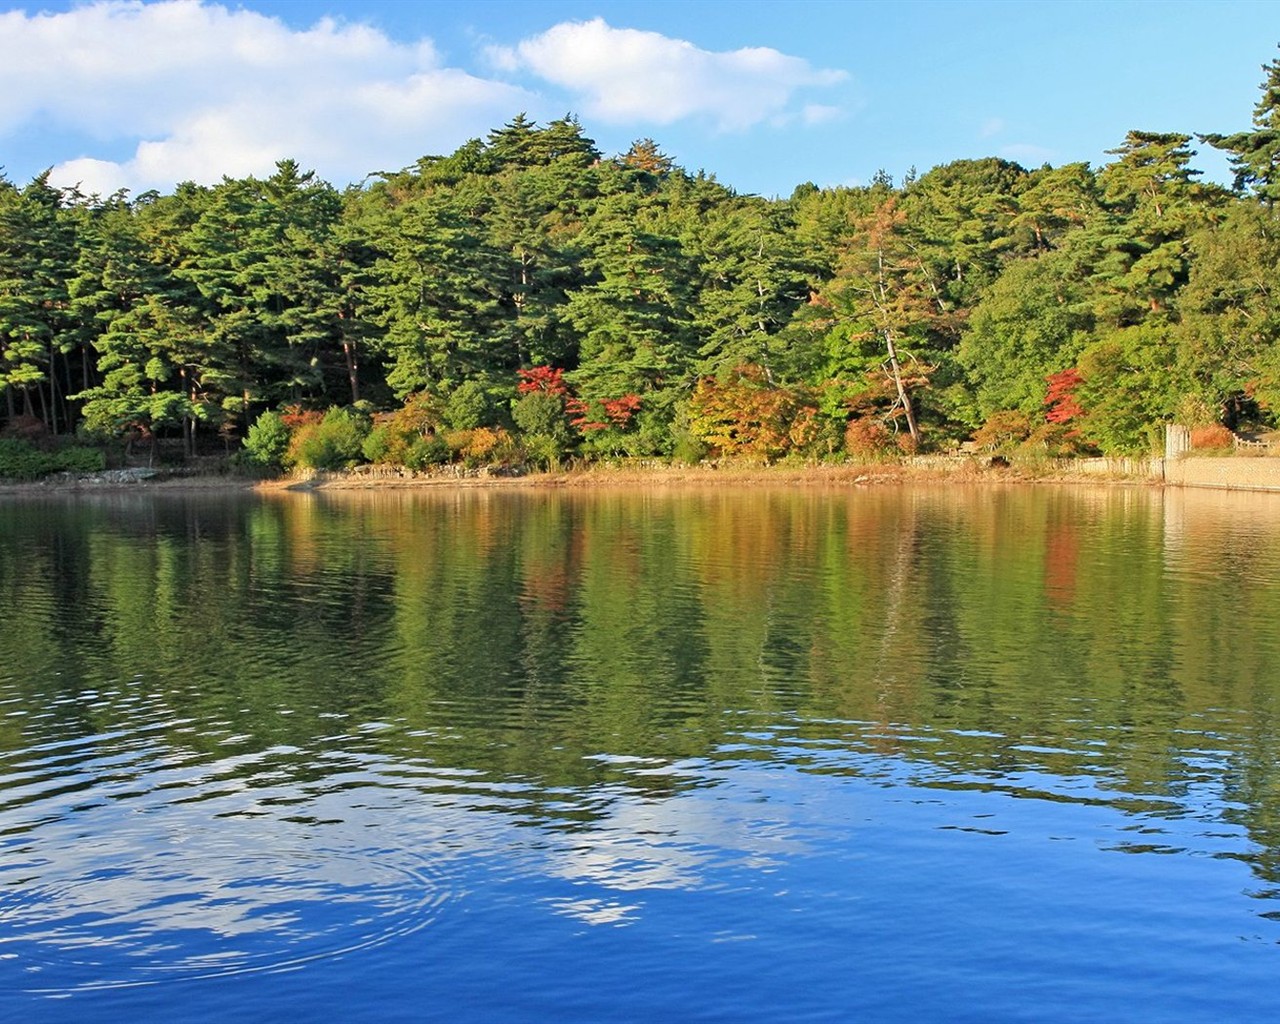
[0,1,531,195]
[980,117,1005,139]
[488,18,845,132]
[802,104,843,127]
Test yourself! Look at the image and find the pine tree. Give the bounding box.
[562,192,697,408]
[0,173,80,431]
[1202,50,1280,203]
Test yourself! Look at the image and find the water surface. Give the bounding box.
[2,484,1279,1021]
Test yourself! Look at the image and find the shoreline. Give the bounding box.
[0,458,1156,498]
[6,456,1280,497]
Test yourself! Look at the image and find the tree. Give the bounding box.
[67,187,221,454]
[487,114,542,169]
[688,197,811,380]
[363,186,510,397]
[1202,49,1280,203]
[685,364,817,460]
[1091,131,1223,320]
[0,173,79,431]
[621,138,674,177]
[901,157,1027,309]
[802,198,958,444]
[1174,202,1280,417]
[562,192,697,412]
[533,115,601,168]
[1009,162,1100,253]
[483,164,580,369]
[1076,324,1181,454]
[959,248,1095,417]
[1043,367,1085,426]
[512,365,573,464]
[252,160,351,404]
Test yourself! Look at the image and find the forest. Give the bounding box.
[2,52,1280,474]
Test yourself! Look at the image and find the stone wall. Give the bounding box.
[1164,456,1280,492]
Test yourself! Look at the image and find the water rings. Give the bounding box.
[0,722,458,995]
[0,833,451,993]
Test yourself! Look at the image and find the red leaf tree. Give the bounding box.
[1044,368,1084,425]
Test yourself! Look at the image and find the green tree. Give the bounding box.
[1202,49,1280,203]
[0,173,80,431]
[69,190,212,455]
[1091,131,1223,321]
[562,192,697,417]
[1174,202,1280,418]
[959,248,1095,417]
[1076,323,1181,454]
[487,113,542,170]
[1009,162,1100,252]
[363,186,510,396]
[902,157,1027,309]
[688,197,811,380]
[798,198,959,444]
[242,409,291,468]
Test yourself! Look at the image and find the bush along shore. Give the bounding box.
[7,401,1279,494]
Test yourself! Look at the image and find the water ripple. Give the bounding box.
[0,725,463,995]
[1,842,449,992]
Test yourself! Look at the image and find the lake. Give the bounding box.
[2,482,1280,1021]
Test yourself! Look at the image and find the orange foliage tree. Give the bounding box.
[687,364,818,460]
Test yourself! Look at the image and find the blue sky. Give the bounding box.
[0,0,1276,198]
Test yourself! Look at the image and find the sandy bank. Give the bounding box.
[0,459,1157,498]
[257,458,1147,493]
[0,457,1172,498]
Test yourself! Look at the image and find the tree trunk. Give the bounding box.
[884,329,920,443]
[47,353,59,437]
[874,249,921,444]
[61,347,77,433]
[35,382,49,431]
[342,337,359,405]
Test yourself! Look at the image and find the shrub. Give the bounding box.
[0,438,51,479]
[403,434,451,470]
[279,405,324,430]
[513,390,569,438]
[844,417,894,458]
[361,421,396,465]
[671,432,709,465]
[243,411,291,469]
[513,391,572,466]
[1019,423,1094,458]
[972,410,1033,452]
[446,380,501,430]
[1190,424,1235,450]
[287,407,369,471]
[0,438,105,480]
[447,426,517,468]
[1175,394,1218,429]
[57,446,107,473]
[521,433,567,470]
[361,394,449,469]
